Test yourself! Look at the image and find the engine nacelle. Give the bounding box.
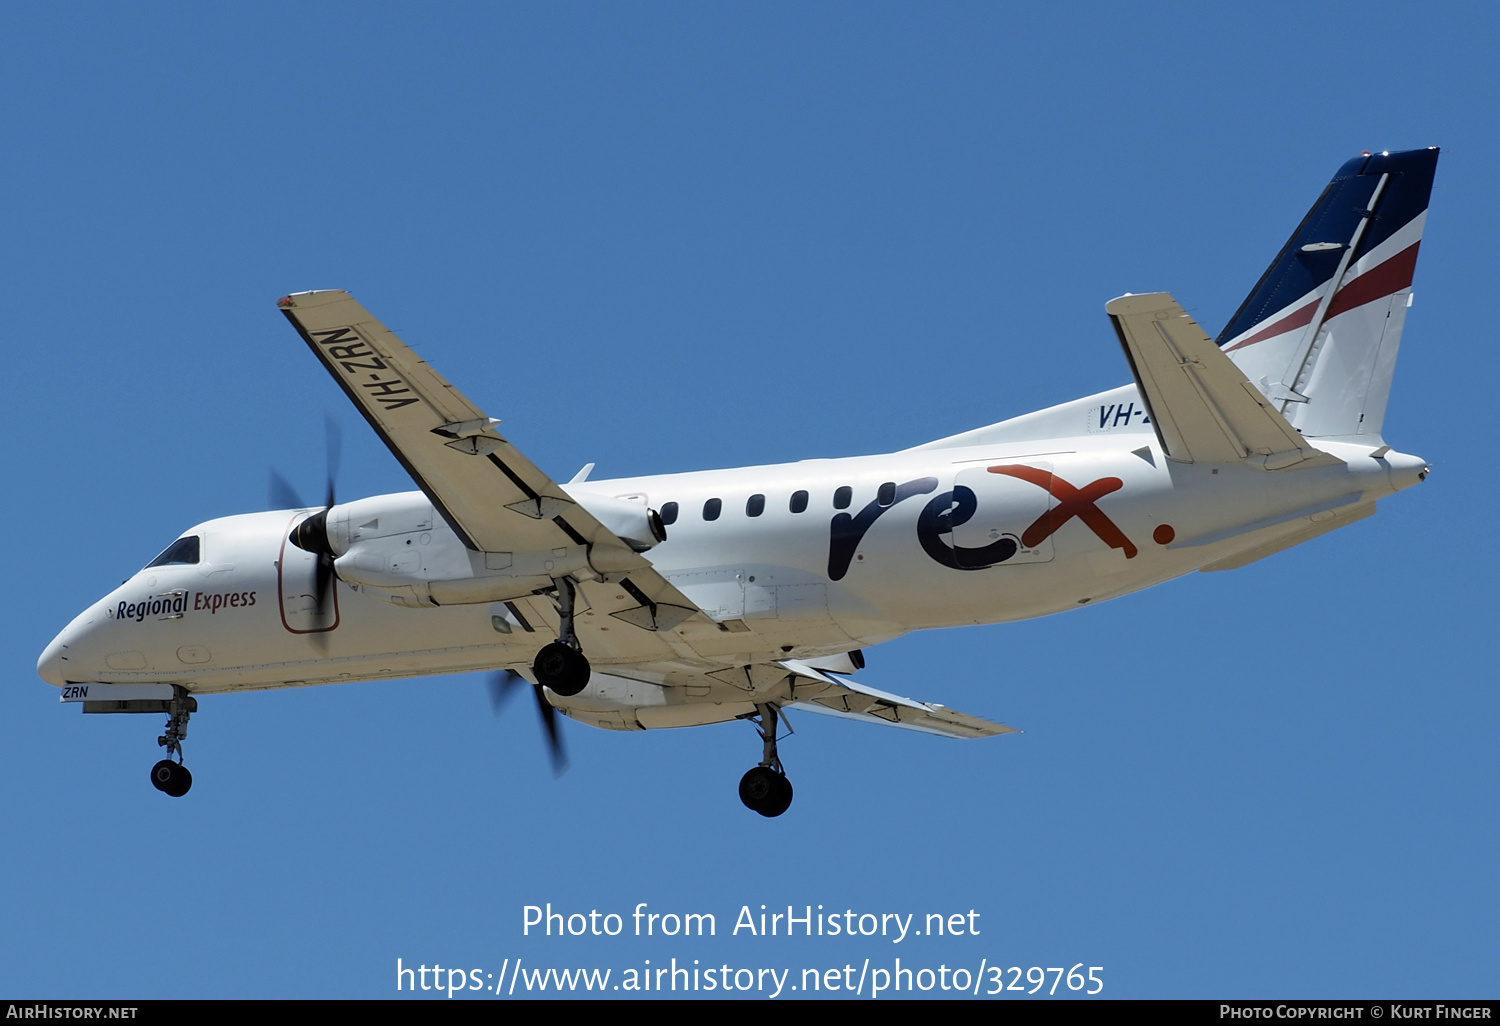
[324,492,589,607]
[567,491,666,552]
[314,490,666,608]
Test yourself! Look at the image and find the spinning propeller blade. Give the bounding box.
[268,471,306,512]
[324,414,341,511]
[488,670,568,777]
[275,418,344,636]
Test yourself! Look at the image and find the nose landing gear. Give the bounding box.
[150,685,195,798]
[739,703,793,817]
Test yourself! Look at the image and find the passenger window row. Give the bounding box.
[656,482,898,526]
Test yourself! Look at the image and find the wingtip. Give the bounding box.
[276,289,351,310]
[1105,292,1174,315]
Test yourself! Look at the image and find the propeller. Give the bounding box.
[268,471,305,512]
[270,416,343,632]
[488,670,569,777]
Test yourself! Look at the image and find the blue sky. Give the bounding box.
[3,2,1496,999]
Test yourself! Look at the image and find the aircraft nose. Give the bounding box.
[37,632,68,686]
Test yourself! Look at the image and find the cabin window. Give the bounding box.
[833,486,853,509]
[877,481,896,506]
[789,490,809,514]
[703,498,722,521]
[659,501,679,526]
[746,493,765,518]
[146,535,200,568]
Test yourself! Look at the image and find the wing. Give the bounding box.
[780,660,1015,738]
[554,660,1017,739]
[1106,293,1341,470]
[280,290,633,557]
[277,290,716,665]
[281,291,1018,741]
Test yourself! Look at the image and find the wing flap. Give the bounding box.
[1106,293,1340,469]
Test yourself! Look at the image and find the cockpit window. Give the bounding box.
[145,535,201,568]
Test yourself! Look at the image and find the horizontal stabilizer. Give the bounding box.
[1106,293,1340,469]
[779,659,1015,739]
[1198,500,1376,572]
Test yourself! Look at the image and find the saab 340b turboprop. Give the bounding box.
[38,148,1438,815]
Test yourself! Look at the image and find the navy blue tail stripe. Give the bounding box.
[1217,148,1439,347]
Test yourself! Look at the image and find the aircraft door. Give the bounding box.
[949,463,1055,568]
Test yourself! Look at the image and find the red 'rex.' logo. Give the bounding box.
[987,465,1138,559]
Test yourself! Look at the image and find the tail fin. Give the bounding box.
[1219,148,1438,440]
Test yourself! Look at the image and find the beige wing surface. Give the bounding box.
[277,289,722,667]
[1106,293,1340,470]
[555,659,1017,738]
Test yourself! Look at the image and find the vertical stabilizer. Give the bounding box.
[1219,148,1438,440]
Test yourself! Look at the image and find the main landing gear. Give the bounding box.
[150,686,195,798]
[739,703,793,818]
[532,577,591,697]
[151,759,192,798]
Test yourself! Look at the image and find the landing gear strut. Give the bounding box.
[150,685,194,798]
[739,703,793,817]
[533,577,590,697]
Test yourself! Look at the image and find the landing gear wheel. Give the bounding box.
[150,759,192,798]
[739,766,793,817]
[767,773,793,816]
[533,642,591,697]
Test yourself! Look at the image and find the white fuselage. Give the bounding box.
[37,423,1425,698]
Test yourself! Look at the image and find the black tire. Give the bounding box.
[533,642,590,697]
[151,760,192,798]
[739,766,791,817]
[765,773,794,817]
[165,765,192,797]
[150,759,174,793]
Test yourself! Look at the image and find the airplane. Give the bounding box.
[38,147,1438,816]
